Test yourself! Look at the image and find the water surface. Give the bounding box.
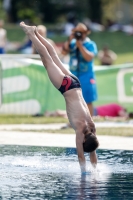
[0,145,133,199]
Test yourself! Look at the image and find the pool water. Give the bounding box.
[0,145,133,200]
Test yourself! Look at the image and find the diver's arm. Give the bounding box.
[90,150,97,168]
[76,133,86,173]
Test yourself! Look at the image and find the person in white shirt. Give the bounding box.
[98,45,117,66]
[0,20,7,54]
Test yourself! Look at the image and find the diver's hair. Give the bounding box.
[128,112,133,119]
[83,133,99,153]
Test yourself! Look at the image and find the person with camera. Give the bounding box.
[62,23,98,116]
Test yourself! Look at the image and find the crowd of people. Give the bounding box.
[0,18,118,65]
[0,18,118,66]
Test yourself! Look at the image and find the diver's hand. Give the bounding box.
[90,151,97,167]
[91,163,97,169]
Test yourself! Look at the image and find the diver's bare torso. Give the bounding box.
[63,88,94,132]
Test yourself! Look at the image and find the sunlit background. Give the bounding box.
[0,1,133,199]
[0,0,133,115]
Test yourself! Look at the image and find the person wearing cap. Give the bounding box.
[62,23,98,116]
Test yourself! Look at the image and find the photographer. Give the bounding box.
[62,23,98,116]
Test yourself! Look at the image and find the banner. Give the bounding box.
[94,63,133,111]
[0,62,2,107]
[0,55,133,114]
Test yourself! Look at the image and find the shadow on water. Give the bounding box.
[0,145,133,200]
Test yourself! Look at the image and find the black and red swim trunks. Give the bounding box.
[58,74,81,94]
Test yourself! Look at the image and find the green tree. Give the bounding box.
[38,0,88,23]
[10,0,41,24]
[0,0,6,20]
[9,0,133,25]
[88,0,103,23]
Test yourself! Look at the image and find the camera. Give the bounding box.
[74,31,82,40]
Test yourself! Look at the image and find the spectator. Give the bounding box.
[33,109,67,118]
[93,103,133,119]
[62,23,98,116]
[98,45,117,65]
[37,103,133,120]
[17,21,33,54]
[63,13,76,36]
[32,25,60,55]
[17,37,32,54]
[64,21,75,37]
[44,110,67,118]
[3,0,11,22]
[0,19,7,54]
[122,23,133,36]
[83,18,104,32]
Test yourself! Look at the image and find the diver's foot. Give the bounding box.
[20,21,36,35]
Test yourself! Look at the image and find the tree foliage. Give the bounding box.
[0,0,6,20]
[88,0,103,23]
[2,0,133,24]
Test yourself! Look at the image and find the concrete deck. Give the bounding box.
[0,122,133,131]
[0,123,133,150]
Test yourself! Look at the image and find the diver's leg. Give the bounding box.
[20,22,64,89]
[35,29,71,76]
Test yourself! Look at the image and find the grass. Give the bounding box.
[0,114,129,124]
[6,24,25,42]
[21,127,133,137]
[0,115,68,124]
[3,127,133,137]
[0,115,133,137]
[5,24,133,64]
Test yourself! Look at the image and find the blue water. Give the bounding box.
[0,145,133,200]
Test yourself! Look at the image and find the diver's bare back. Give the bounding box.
[63,88,93,131]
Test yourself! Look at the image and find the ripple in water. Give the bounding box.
[0,145,133,200]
